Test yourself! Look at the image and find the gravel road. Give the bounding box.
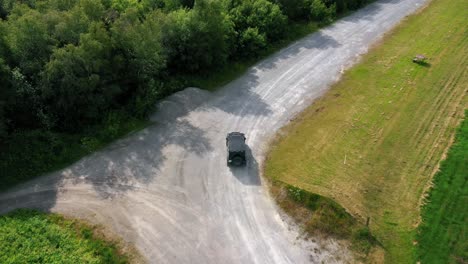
[0,0,427,263]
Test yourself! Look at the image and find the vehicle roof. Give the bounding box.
[227,132,246,152]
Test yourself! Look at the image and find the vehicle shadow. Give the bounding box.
[229,145,261,186]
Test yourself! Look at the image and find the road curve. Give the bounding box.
[0,1,428,263]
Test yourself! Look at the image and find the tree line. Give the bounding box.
[0,0,371,137]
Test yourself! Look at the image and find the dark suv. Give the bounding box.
[226,132,247,166]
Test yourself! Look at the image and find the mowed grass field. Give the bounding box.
[264,0,467,262]
[417,112,467,263]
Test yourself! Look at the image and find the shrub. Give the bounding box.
[273,0,310,21]
[162,0,233,73]
[229,0,287,57]
[309,0,336,23]
[238,27,266,57]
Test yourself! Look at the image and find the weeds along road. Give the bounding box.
[0,0,428,263]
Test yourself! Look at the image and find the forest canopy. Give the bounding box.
[0,0,371,135]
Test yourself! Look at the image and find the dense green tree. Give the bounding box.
[162,0,233,72]
[110,0,142,12]
[50,0,105,46]
[112,8,167,82]
[229,0,286,41]
[0,22,11,138]
[238,27,266,57]
[111,8,168,116]
[1,0,37,18]
[40,0,79,11]
[8,67,47,130]
[4,5,55,80]
[273,0,310,21]
[228,0,286,57]
[41,23,121,130]
[0,58,11,138]
[309,0,335,23]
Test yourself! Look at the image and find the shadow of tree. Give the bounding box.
[63,119,213,199]
[0,175,63,214]
[255,32,341,71]
[340,0,401,23]
[211,31,341,118]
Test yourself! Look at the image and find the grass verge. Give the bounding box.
[416,111,467,263]
[270,182,377,258]
[0,209,135,263]
[264,0,467,262]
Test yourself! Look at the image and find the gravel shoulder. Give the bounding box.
[0,0,428,263]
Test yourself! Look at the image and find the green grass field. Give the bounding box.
[0,209,131,264]
[264,0,467,262]
[417,111,467,263]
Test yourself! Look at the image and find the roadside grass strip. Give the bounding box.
[265,0,467,262]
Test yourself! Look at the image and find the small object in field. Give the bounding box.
[412,54,428,64]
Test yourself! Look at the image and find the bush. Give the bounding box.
[229,0,287,57]
[238,27,266,57]
[41,23,121,131]
[162,0,233,73]
[309,0,336,23]
[273,0,310,21]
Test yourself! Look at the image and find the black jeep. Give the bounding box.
[226,132,247,166]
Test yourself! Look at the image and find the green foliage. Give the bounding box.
[273,0,310,21]
[114,9,166,76]
[238,27,266,57]
[8,67,45,129]
[287,185,305,202]
[229,0,287,57]
[42,23,121,130]
[4,6,55,78]
[309,0,336,23]
[53,0,104,45]
[111,0,142,12]
[163,0,233,72]
[0,209,128,263]
[0,58,12,139]
[417,112,468,263]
